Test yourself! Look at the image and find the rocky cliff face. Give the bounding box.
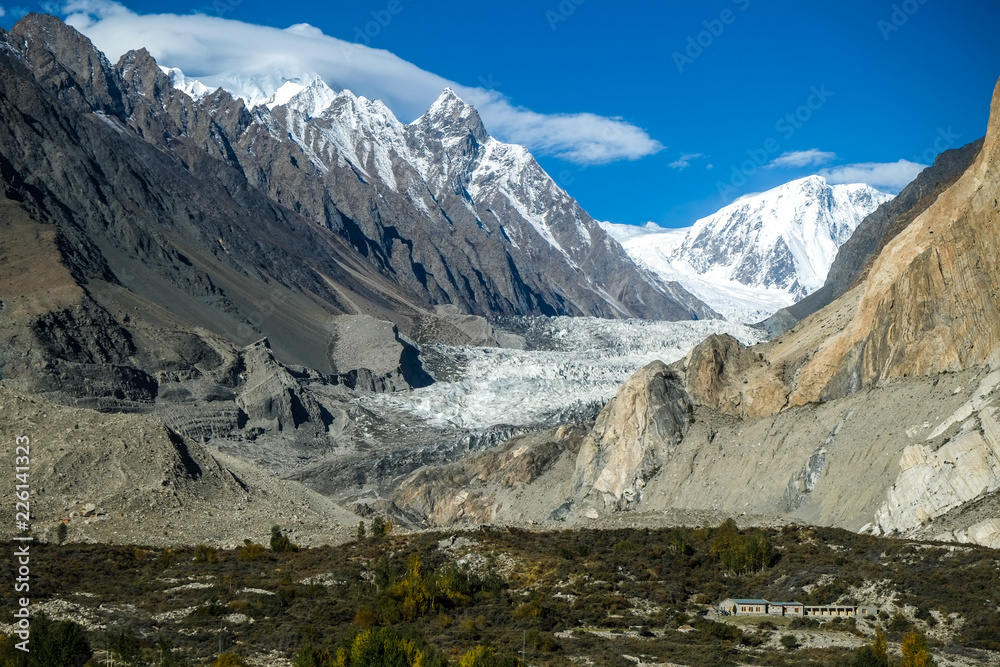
[763,139,984,335]
[378,76,1000,548]
[786,79,1000,406]
[570,361,692,511]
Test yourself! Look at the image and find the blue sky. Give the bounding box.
[4,1,999,228]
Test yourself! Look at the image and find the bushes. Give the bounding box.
[711,520,775,574]
[294,644,333,667]
[193,544,218,563]
[851,626,889,667]
[459,645,520,667]
[213,653,249,667]
[333,628,424,667]
[371,516,392,539]
[693,618,743,642]
[0,614,92,667]
[5,525,988,666]
[270,525,299,553]
[107,626,145,666]
[236,540,267,562]
[901,631,937,667]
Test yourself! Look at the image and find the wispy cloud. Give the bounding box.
[1,5,30,19]
[819,159,927,191]
[669,153,703,170]
[766,149,836,169]
[60,0,662,165]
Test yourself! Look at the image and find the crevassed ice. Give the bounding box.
[356,317,764,430]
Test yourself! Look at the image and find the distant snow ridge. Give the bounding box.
[357,317,764,431]
[602,176,893,321]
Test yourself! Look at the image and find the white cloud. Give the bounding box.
[669,153,703,170]
[60,0,662,165]
[819,159,927,191]
[766,149,836,169]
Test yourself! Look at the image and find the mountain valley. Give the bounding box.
[1,9,1000,666]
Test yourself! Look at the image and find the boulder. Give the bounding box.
[571,360,692,510]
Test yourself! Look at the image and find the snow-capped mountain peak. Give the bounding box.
[603,176,893,321]
[413,88,489,144]
[265,75,338,118]
[113,57,716,320]
[159,66,212,100]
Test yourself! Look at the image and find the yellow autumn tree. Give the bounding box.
[901,631,936,667]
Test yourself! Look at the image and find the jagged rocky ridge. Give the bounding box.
[383,76,1000,550]
[134,34,714,322]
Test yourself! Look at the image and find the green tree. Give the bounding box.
[668,527,688,555]
[333,628,424,667]
[155,637,188,667]
[0,614,92,667]
[57,522,68,545]
[371,516,391,538]
[294,644,332,667]
[357,521,366,541]
[108,626,145,666]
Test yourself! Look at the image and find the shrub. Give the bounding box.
[213,653,249,667]
[354,606,378,628]
[889,610,912,633]
[0,613,92,667]
[270,525,298,553]
[294,644,332,667]
[108,626,145,666]
[900,631,937,667]
[193,544,218,563]
[336,628,425,667]
[780,634,799,650]
[237,540,267,562]
[459,645,519,667]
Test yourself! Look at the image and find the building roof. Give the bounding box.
[725,598,769,604]
[770,601,804,606]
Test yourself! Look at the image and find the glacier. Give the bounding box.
[602,176,893,321]
[357,316,764,431]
